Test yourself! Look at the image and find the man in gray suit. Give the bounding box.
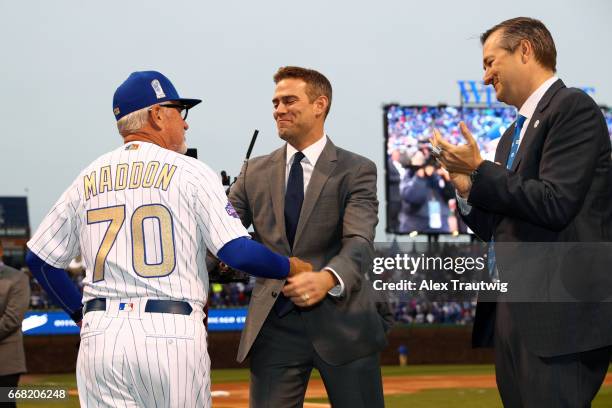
[229,66,389,407]
[0,244,31,408]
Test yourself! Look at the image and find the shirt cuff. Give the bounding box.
[456,191,473,216]
[324,267,344,297]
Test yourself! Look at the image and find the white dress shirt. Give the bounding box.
[286,134,345,296]
[285,133,328,193]
[457,76,559,215]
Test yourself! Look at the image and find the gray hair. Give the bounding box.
[117,107,150,136]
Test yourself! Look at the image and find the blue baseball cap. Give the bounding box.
[113,71,201,121]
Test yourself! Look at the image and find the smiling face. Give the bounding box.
[272,78,326,149]
[482,29,529,108]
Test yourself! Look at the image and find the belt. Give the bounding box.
[84,298,193,315]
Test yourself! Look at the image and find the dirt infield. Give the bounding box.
[211,373,612,408]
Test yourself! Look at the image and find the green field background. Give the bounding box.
[15,365,612,407]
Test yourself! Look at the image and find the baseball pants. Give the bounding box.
[76,298,210,408]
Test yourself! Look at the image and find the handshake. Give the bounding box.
[285,257,338,307]
[288,256,313,277]
[209,252,339,307]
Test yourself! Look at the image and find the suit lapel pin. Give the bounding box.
[534,119,540,128]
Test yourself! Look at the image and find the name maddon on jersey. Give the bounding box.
[83,161,177,201]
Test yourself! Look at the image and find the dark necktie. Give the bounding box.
[284,151,305,248]
[275,151,305,316]
[489,115,527,280]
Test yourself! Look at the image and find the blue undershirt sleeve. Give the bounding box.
[217,237,289,279]
[25,250,84,323]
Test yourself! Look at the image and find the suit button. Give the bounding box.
[271,291,278,298]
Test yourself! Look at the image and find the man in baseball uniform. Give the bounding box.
[25,71,310,408]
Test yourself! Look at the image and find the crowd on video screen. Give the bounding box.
[386,105,612,235]
[386,105,517,234]
[604,107,612,141]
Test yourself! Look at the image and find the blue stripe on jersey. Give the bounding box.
[217,237,289,279]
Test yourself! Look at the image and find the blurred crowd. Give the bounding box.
[209,281,253,307]
[392,299,476,325]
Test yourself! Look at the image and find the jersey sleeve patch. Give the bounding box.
[225,202,240,219]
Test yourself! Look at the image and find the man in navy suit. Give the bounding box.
[433,17,612,407]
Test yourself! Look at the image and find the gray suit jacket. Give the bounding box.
[229,138,390,365]
[0,264,30,375]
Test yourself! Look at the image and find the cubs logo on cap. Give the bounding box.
[112,71,202,121]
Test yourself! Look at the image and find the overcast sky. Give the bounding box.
[1,0,610,239]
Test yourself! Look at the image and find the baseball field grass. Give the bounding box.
[17,364,612,407]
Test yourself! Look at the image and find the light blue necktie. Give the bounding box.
[506,115,527,169]
[489,115,527,280]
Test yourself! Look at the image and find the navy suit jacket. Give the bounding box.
[463,79,612,357]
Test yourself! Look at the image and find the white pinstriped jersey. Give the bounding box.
[28,141,249,308]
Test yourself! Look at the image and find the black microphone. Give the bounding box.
[185,148,198,159]
[245,129,259,163]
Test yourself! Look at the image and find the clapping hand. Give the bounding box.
[430,122,482,197]
[430,121,483,174]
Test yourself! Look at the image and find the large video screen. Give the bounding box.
[602,106,612,145]
[384,104,516,235]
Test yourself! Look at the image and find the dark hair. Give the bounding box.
[481,17,557,72]
[273,66,333,117]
